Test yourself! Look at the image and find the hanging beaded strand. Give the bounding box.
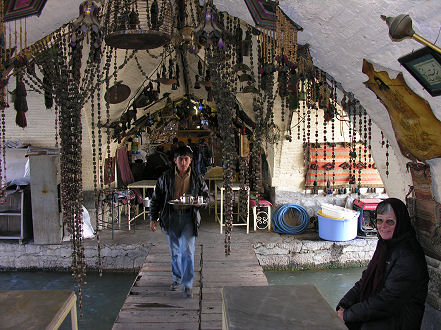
[363,108,368,177]
[306,80,314,190]
[357,107,363,195]
[368,117,372,168]
[331,80,336,188]
[385,139,390,177]
[0,3,5,204]
[297,77,303,140]
[351,100,357,188]
[346,95,353,188]
[314,77,319,192]
[107,47,117,187]
[54,104,59,148]
[0,101,5,204]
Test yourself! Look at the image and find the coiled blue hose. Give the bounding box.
[272,203,310,234]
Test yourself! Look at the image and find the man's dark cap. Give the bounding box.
[174,145,193,158]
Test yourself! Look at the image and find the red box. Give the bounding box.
[353,198,383,237]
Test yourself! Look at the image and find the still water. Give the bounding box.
[0,271,136,330]
[265,267,364,309]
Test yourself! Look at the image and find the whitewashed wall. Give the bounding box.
[4,88,95,192]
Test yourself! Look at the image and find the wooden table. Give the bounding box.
[127,179,157,229]
[206,176,223,215]
[222,285,347,330]
[0,290,78,330]
[215,183,250,234]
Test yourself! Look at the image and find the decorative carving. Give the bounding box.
[362,59,441,161]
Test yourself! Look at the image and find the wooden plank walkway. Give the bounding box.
[113,227,268,330]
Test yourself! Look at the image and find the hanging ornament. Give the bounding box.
[193,0,224,48]
[71,1,102,49]
[43,68,53,109]
[13,73,28,128]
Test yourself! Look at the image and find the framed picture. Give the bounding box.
[398,46,441,96]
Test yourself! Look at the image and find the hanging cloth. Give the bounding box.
[116,146,142,203]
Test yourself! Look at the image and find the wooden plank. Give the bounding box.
[135,280,201,288]
[199,321,222,330]
[138,272,201,280]
[116,310,199,323]
[122,296,200,310]
[201,302,222,314]
[129,285,200,297]
[200,313,222,322]
[113,322,199,330]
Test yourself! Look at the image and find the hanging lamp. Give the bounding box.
[193,0,224,48]
[104,0,173,50]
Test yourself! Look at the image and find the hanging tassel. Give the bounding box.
[14,74,28,128]
[43,74,53,109]
[150,0,159,30]
[15,110,27,128]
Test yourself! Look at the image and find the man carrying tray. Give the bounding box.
[150,145,209,298]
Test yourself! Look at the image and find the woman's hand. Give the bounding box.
[337,308,345,321]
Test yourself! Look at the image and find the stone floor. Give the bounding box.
[97,207,320,247]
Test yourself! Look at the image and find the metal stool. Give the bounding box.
[251,199,272,231]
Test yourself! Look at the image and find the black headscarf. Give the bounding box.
[359,198,417,301]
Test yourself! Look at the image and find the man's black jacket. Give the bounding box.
[150,168,209,236]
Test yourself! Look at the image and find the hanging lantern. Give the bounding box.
[193,0,224,47]
[104,0,173,50]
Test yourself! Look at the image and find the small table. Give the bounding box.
[222,285,346,330]
[127,179,157,230]
[215,183,250,234]
[0,290,78,330]
[206,176,223,214]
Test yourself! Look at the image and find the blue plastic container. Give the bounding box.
[317,210,358,242]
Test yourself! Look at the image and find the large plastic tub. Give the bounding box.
[317,210,359,241]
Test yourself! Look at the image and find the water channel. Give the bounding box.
[265,267,364,309]
[0,267,364,329]
[0,271,136,330]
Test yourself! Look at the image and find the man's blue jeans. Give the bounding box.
[167,211,195,289]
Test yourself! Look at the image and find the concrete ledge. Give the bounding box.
[0,241,150,271]
[253,238,377,270]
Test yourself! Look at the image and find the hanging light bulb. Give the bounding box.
[198,99,204,111]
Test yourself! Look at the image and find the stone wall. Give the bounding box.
[253,238,377,270]
[427,256,441,311]
[0,241,150,271]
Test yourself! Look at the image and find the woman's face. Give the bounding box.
[376,207,397,240]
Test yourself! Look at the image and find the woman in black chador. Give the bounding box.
[337,198,429,330]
